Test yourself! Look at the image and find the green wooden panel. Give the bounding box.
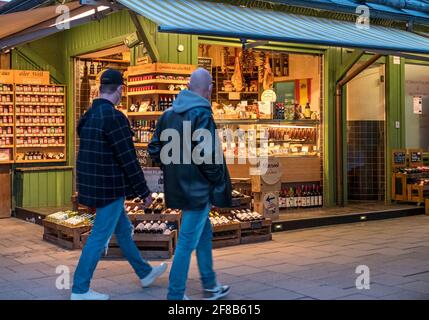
[22,173,31,207]
[47,171,57,206]
[37,171,48,207]
[56,171,65,207]
[168,34,179,64]
[29,172,39,208]
[63,171,73,206]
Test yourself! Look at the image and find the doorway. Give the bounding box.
[346,64,386,201]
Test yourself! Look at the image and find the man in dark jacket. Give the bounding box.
[149,68,232,300]
[71,69,167,300]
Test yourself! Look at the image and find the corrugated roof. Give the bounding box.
[118,0,429,54]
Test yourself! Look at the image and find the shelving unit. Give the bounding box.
[126,63,195,151]
[0,83,15,163]
[13,84,67,163]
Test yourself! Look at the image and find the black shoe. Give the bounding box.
[203,283,230,300]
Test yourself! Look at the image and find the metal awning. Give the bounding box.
[118,0,429,54]
[0,2,117,50]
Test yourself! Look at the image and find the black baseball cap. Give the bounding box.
[100,69,124,85]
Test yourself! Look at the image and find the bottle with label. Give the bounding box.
[310,184,316,207]
[89,62,95,75]
[318,186,323,207]
[291,187,297,208]
[304,101,312,119]
[296,186,302,208]
[306,185,311,208]
[284,189,290,209]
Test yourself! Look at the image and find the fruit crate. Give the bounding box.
[239,218,272,244]
[42,220,91,250]
[211,222,241,249]
[128,212,182,231]
[105,231,178,259]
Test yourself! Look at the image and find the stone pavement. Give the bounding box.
[1,215,429,300]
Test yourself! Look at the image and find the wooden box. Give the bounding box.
[240,219,272,244]
[392,173,407,201]
[212,222,241,249]
[43,220,91,250]
[105,230,177,259]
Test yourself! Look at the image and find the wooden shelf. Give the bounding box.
[15,123,65,126]
[0,91,14,94]
[16,113,64,116]
[0,145,13,148]
[0,113,13,116]
[134,143,148,148]
[16,134,64,137]
[127,111,163,117]
[128,90,180,96]
[0,124,13,127]
[0,161,14,164]
[0,102,13,105]
[15,102,64,106]
[218,91,259,94]
[128,79,188,86]
[15,159,66,164]
[0,134,13,137]
[16,144,66,148]
[15,92,64,96]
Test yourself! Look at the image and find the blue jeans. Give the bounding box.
[72,197,152,294]
[167,203,217,300]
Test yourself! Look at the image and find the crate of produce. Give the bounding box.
[43,213,93,250]
[105,230,177,259]
[210,211,241,248]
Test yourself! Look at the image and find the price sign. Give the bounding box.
[393,150,406,166]
[198,57,213,73]
[142,167,164,193]
[410,151,422,164]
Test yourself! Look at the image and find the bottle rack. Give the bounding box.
[0,83,14,163]
[0,83,67,164]
[126,63,195,149]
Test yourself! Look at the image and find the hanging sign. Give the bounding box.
[0,70,14,84]
[413,96,423,115]
[14,70,50,85]
[198,57,213,73]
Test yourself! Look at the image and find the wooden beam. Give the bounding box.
[128,10,160,63]
[335,49,364,82]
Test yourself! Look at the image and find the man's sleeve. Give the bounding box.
[194,113,225,186]
[104,112,150,198]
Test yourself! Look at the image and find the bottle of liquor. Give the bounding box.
[284,189,290,209]
[302,185,308,208]
[289,187,296,208]
[318,186,323,207]
[96,62,102,74]
[89,62,95,75]
[304,101,312,119]
[296,186,302,208]
[310,184,316,207]
[306,186,311,208]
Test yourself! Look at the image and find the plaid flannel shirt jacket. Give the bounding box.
[76,98,150,208]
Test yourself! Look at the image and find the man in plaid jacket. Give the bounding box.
[71,69,167,300]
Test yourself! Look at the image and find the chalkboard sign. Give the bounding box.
[392,149,406,167]
[198,57,213,73]
[409,149,423,167]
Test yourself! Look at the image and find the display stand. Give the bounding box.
[251,157,281,221]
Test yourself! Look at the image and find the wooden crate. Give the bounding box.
[212,222,241,249]
[43,220,91,250]
[240,219,272,244]
[425,199,429,215]
[392,173,407,201]
[128,213,182,230]
[105,231,177,259]
[407,184,429,203]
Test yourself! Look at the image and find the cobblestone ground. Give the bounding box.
[1,216,429,300]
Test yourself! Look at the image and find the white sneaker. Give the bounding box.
[70,289,110,300]
[203,282,230,300]
[140,262,168,287]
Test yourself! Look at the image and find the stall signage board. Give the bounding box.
[413,96,423,115]
[198,57,212,73]
[409,149,423,167]
[142,167,164,193]
[14,70,49,85]
[0,70,14,84]
[392,149,407,168]
[128,63,196,76]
